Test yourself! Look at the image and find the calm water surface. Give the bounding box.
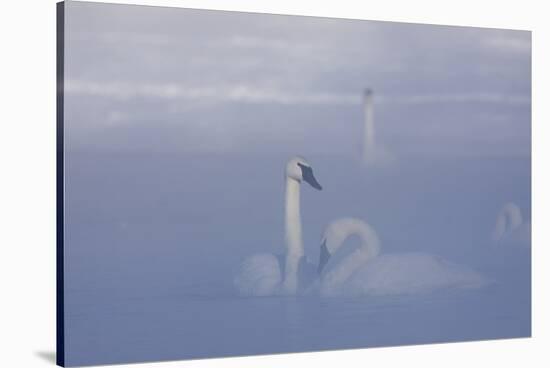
[64,154,531,366]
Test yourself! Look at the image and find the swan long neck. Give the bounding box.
[283,177,303,294]
[321,219,380,291]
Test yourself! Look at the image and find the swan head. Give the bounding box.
[286,156,322,190]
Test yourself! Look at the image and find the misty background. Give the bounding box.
[64,1,530,157]
[62,2,531,366]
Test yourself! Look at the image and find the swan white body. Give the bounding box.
[234,253,317,296]
[492,202,531,246]
[318,218,487,296]
[234,253,282,296]
[234,157,322,296]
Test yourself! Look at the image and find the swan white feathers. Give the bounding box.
[318,218,487,296]
[234,156,322,296]
[235,157,487,297]
[234,253,317,296]
[491,202,531,246]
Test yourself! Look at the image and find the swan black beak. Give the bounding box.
[298,163,322,190]
[317,240,331,274]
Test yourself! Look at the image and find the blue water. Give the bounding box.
[63,153,530,366]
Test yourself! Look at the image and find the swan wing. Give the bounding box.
[234,253,282,296]
[344,253,487,296]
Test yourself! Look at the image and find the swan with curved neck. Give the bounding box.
[234,156,322,296]
[317,218,486,296]
[318,218,380,292]
[492,202,530,246]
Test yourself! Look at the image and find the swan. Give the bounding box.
[317,218,487,296]
[234,156,322,296]
[361,88,394,166]
[491,202,531,246]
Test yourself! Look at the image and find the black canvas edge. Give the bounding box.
[56,1,65,366]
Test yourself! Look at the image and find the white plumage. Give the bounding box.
[492,202,531,247]
[318,218,487,296]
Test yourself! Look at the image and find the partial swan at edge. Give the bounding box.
[491,202,531,247]
[317,218,487,296]
[234,156,321,296]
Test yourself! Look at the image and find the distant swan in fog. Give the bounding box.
[361,88,394,166]
[317,218,487,296]
[234,156,322,296]
[491,202,531,246]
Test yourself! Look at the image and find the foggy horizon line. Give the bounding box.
[65,79,531,107]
